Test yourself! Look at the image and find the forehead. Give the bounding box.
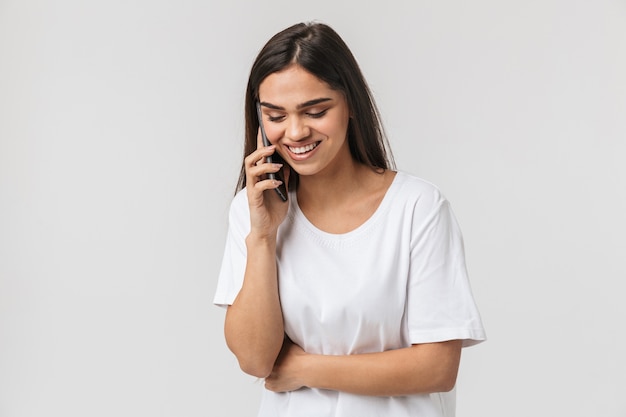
[258,65,339,105]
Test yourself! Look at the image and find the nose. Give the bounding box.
[285,116,311,142]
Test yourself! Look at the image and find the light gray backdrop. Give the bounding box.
[1,0,625,416]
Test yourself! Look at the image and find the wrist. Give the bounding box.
[246,232,277,248]
[298,351,320,390]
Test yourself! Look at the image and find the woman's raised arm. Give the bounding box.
[224,142,290,378]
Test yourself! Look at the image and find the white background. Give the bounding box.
[1,0,625,416]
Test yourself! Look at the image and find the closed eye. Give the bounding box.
[306,109,328,119]
[267,115,285,122]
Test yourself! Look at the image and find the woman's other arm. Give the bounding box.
[265,339,463,395]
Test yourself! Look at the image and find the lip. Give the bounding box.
[285,140,321,161]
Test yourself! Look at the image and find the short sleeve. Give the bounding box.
[213,190,250,307]
[406,188,486,347]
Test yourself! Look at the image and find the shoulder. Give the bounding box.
[391,172,463,244]
[392,171,449,209]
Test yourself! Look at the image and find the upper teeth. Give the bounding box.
[289,142,318,154]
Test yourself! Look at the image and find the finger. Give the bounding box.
[245,145,276,169]
[248,163,284,183]
[245,162,284,198]
[252,177,284,195]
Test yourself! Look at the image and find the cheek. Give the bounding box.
[325,116,350,138]
[264,124,283,144]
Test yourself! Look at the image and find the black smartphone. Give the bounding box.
[255,101,288,202]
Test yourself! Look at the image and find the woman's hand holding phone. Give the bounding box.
[244,131,290,239]
[256,101,288,202]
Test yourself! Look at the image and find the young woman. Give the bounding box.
[214,22,486,417]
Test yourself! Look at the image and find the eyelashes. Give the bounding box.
[307,109,328,119]
[267,115,284,122]
[267,109,328,123]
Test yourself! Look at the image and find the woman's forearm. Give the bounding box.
[267,340,463,396]
[224,233,285,378]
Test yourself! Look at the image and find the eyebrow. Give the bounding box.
[260,97,333,111]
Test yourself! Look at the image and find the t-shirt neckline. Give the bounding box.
[289,171,404,241]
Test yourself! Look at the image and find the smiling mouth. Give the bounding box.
[288,141,320,155]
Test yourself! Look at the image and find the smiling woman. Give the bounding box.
[213,22,486,417]
[258,66,351,174]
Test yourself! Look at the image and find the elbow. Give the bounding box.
[226,339,275,378]
[237,358,273,378]
[226,344,275,378]
[436,373,458,393]
[417,373,457,394]
[423,340,462,393]
[429,365,459,393]
[224,333,275,378]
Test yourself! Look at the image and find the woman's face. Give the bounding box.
[257,65,351,178]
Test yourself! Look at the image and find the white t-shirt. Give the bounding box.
[214,171,486,417]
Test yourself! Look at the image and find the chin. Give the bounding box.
[289,166,315,177]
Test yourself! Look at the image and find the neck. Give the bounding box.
[296,160,373,208]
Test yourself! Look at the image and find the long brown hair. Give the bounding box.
[237,22,394,191]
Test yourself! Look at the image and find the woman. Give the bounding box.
[214,22,486,417]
